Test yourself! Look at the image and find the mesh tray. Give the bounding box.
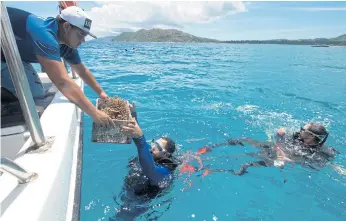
[91,98,132,144]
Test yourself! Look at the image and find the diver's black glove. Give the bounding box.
[227,139,244,146]
[129,102,137,122]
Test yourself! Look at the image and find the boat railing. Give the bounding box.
[1,2,61,183]
[63,59,77,79]
[0,158,38,184]
[1,2,46,147]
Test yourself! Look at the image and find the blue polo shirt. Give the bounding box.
[1,7,81,64]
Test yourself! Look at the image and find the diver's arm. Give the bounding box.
[213,138,274,149]
[133,135,171,184]
[320,147,340,159]
[236,138,274,149]
[197,138,273,155]
[238,128,287,148]
[231,160,269,176]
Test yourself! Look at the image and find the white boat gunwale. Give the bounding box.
[1,74,84,221]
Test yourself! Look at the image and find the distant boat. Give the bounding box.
[311,45,330,47]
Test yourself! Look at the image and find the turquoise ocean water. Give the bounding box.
[78,42,346,221]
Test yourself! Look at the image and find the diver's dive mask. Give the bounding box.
[293,127,329,147]
[150,139,166,153]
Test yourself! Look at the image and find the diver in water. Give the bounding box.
[198,122,339,176]
[110,103,179,220]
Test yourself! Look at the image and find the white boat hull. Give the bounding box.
[0,73,84,221]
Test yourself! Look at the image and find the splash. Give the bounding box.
[235,104,259,113]
[332,164,346,176]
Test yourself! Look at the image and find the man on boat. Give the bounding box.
[1,6,113,126]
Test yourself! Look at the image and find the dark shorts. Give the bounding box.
[1,61,45,99]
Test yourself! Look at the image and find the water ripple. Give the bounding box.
[80,42,346,221]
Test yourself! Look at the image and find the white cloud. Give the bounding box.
[294,7,346,11]
[86,1,247,37]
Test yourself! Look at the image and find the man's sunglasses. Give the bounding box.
[69,24,88,38]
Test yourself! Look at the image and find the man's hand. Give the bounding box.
[92,110,115,127]
[120,118,143,138]
[99,91,108,99]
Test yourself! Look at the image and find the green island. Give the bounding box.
[95,28,346,46]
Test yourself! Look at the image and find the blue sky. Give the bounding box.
[5,1,346,40]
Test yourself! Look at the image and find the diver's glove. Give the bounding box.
[129,102,137,121]
[227,139,244,146]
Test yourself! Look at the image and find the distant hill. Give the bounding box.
[329,34,346,42]
[98,28,345,46]
[224,34,346,46]
[111,28,219,43]
[94,36,117,42]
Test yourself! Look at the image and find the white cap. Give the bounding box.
[60,6,97,39]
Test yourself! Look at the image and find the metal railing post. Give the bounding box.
[0,158,38,184]
[63,59,77,79]
[1,2,46,146]
[71,68,77,79]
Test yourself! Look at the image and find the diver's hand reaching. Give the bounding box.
[120,118,143,138]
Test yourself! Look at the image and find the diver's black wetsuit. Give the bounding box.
[111,114,178,221]
[125,135,178,195]
[209,136,339,176]
[124,111,178,193]
[229,136,339,175]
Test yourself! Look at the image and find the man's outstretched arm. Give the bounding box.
[70,62,108,99]
[37,55,113,126]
